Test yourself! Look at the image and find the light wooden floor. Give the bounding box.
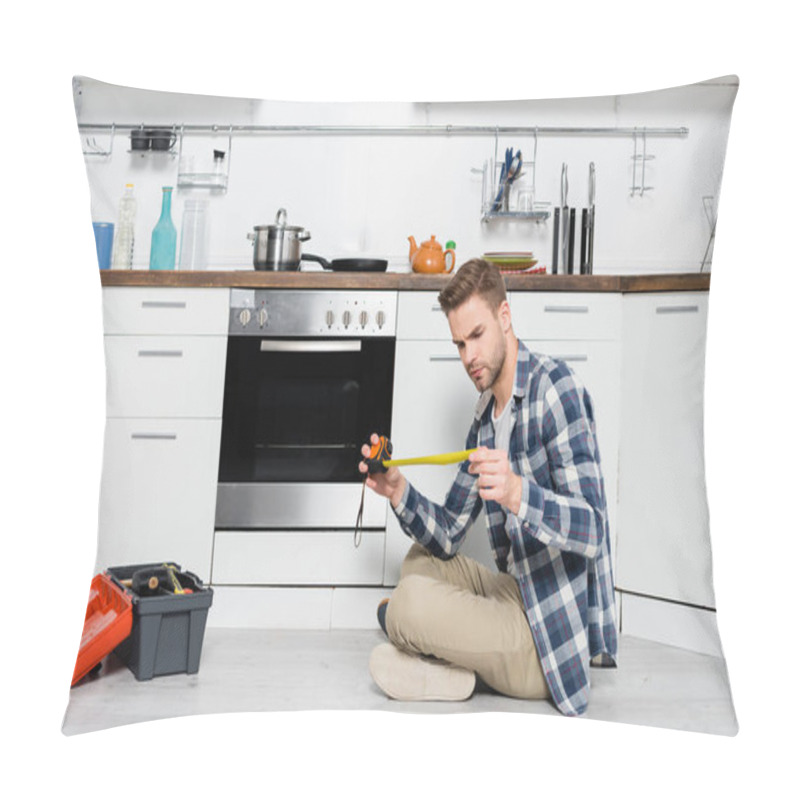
[62,628,738,736]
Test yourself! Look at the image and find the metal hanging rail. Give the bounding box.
[77,122,689,137]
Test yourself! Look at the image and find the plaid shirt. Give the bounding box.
[393,340,617,716]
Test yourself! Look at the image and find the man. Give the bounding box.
[359,258,617,717]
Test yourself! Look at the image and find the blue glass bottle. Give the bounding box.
[149,186,177,270]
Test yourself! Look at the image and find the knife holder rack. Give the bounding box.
[479,159,551,222]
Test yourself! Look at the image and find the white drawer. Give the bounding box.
[102,287,229,335]
[104,335,227,418]
[509,293,622,341]
[397,292,452,340]
[397,291,621,341]
[212,531,386,586]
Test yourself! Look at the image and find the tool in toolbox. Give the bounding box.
[119,563,193,596]
[354,436,478,547]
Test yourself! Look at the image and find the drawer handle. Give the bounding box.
[137,350,184,358]
[131,433,177,440]
[656,305,699,314]
[544,305,589,314]
[141,300,187,309]
[558,355,589,362]
[429,354,461,362]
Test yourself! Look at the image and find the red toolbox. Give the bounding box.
[71,572,133,687]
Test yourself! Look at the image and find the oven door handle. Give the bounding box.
[259,340,362,353]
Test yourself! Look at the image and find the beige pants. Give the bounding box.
[385,543,550,700]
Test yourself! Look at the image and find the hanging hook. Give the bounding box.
[640,128,648,197]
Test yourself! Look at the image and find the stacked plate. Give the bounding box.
[482,251,540,272]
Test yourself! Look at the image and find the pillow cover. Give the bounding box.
[63,75,738,737]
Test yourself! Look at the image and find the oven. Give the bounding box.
[215,289,397,532]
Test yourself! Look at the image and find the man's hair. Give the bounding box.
[438,258,507,315]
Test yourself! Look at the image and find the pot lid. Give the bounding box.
[253,223,308,233]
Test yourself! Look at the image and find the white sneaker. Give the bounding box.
[369,643,476,702]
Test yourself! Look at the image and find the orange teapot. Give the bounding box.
[408,235,456,274]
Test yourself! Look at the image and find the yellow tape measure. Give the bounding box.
[381,448,478,468]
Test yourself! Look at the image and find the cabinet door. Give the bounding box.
[616,293,713,608]
[524,340,621,567]
[385,341,493,583]
[104,335,227,419]
[385,337,622,584]
[96,417,222,582]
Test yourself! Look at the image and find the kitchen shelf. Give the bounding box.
[175,127,231,193]
[176,172,228,190]
[483,208,551,222]
[81,123,115,156]
[127,149,178,156]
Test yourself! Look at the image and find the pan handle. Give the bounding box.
[300,253,332,269]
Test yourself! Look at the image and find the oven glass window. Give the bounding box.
[219,338,394,483]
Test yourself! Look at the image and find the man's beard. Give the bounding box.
[468,339,506,392]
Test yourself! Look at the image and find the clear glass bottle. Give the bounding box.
[179,199,209,270]
[111,183,136,269]
[149,186,177,270]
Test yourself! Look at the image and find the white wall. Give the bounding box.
[75,75,737,274]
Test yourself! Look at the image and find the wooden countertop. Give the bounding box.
[99,270,711,293]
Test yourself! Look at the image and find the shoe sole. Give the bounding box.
[369,643,476,702]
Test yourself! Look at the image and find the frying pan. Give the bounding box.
[301,253,388,272]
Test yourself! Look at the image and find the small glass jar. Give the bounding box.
[179,199,209,270]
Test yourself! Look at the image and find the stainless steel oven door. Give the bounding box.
[216,331,395,530]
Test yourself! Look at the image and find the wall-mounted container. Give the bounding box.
[480,159,550,222]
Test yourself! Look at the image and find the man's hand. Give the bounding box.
[359,433,407,508]
[468,447,522,515]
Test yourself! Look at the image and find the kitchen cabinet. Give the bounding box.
[385,291,622,584]
[511,293,622,570]
[385,338,493,583]
[615,292,713,609]
[96,417,222,574]
[92,277,715,647]
[97,287,229,582]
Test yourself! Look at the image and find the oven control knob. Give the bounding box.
[342,310,352,328]
[325,310,335,328]
[359,310,369,328]
[258,307,269,327]
[238,308,251,327]
[376,310,386,329]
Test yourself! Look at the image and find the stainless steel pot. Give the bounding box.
[248,208,311,270]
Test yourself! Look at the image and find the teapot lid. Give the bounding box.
[423,235,443,250]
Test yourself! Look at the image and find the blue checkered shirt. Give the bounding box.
[393,340,618,716]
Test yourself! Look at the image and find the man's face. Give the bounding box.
[447,294,509,393]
